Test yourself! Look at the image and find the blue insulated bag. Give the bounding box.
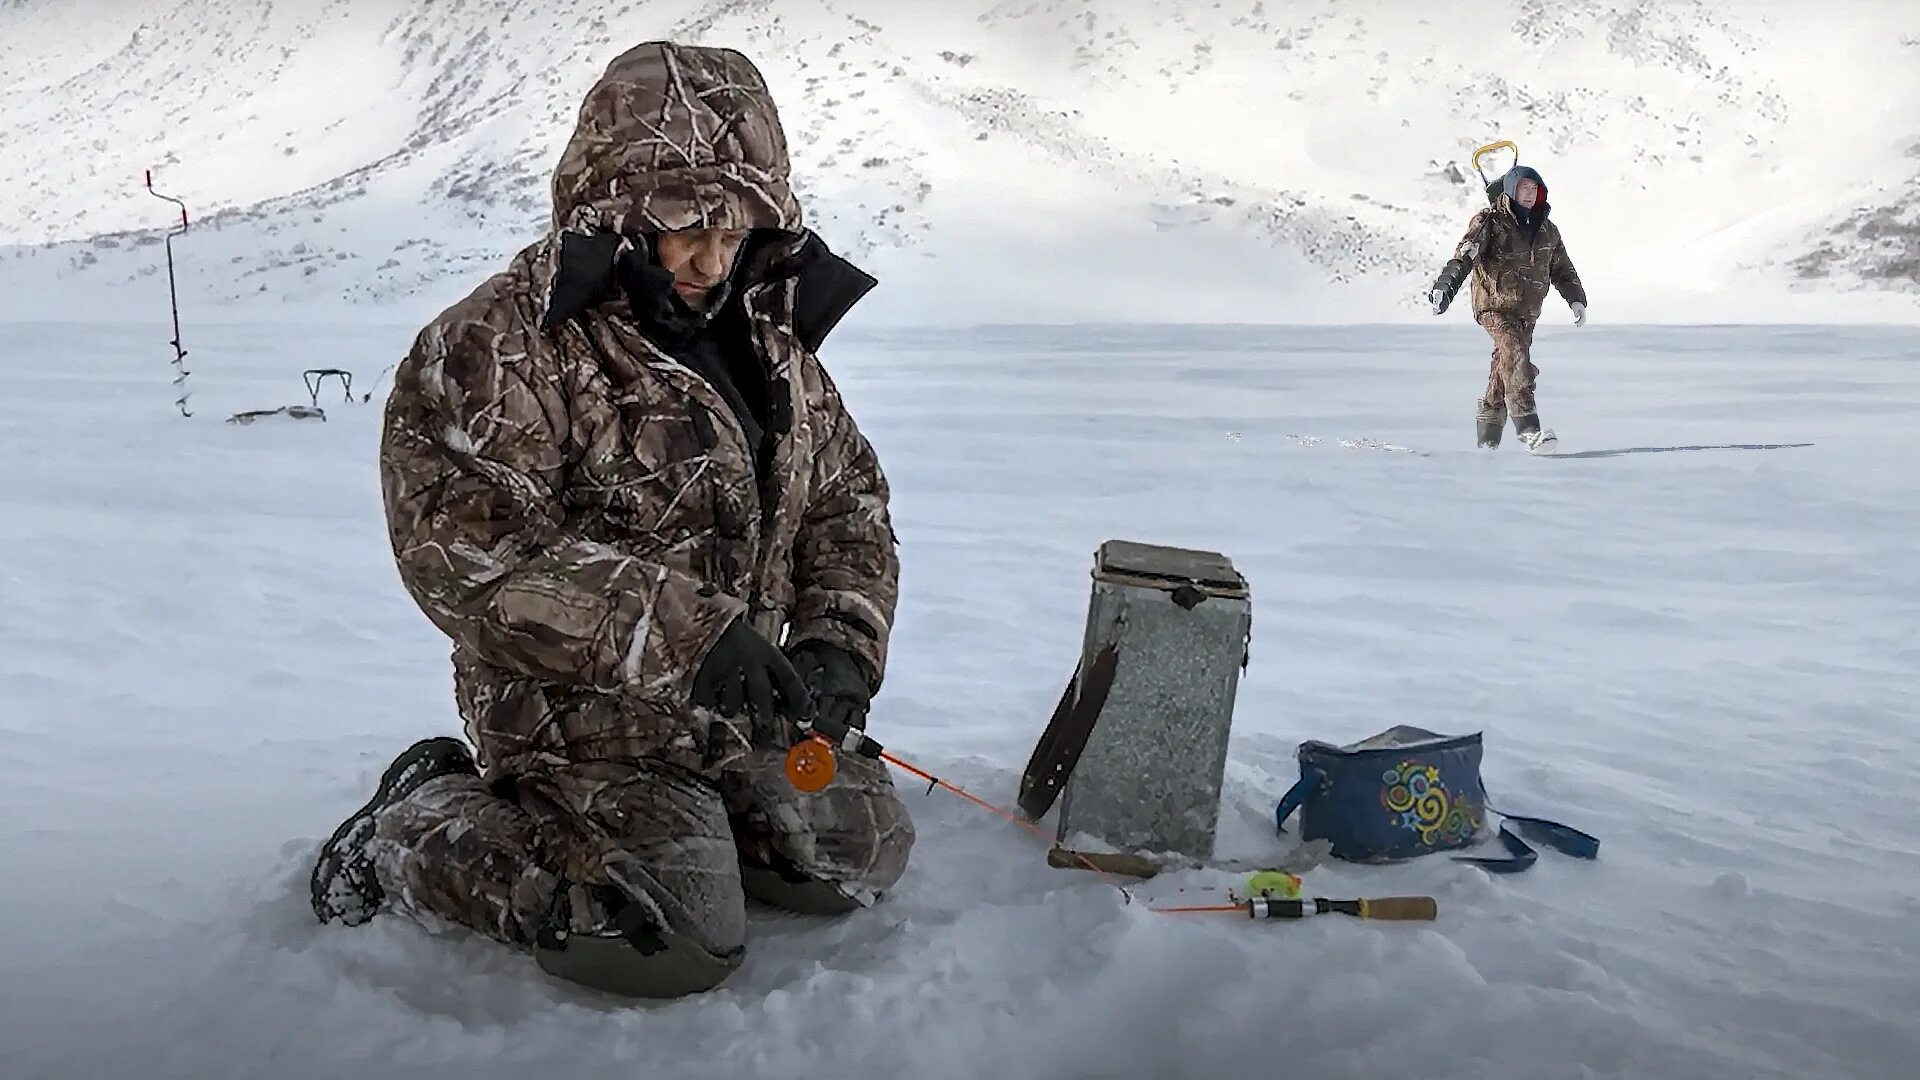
[1272,725,1597,873]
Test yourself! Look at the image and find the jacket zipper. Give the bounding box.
[616,290,794,616]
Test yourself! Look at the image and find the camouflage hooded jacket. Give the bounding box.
[379,42,898,779]
[1449,167,1588,320]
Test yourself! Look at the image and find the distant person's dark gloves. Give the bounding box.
[692,618,813,746]
[786,641,873,736]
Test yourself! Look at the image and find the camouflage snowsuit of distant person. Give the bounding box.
[309,41,914,999]
[1429,165,1589,449]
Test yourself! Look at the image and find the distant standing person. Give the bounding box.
[1428,164,1588,452]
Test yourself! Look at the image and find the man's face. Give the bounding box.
[654,228,748,308]
[1515,179,1541,210]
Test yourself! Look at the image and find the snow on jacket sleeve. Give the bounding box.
[784,362,900,692]
[379,310,745,700]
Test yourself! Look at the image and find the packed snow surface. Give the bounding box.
[2,319,1915,1079]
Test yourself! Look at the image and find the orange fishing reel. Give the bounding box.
[783,736,837,792]
[782,708,886,793]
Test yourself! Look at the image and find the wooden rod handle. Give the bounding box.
[1358,896,1438,921]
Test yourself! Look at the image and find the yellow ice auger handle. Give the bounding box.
[1472,141,1519,185]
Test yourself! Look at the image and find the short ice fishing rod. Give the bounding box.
[783,706,1143,893]
[779,699,1136,883]
[783,711,1438,922]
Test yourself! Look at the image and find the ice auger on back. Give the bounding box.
[1471,140,1520,203]
[1428,140,1519,315]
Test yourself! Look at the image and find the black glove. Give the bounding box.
[691,619,812,746]
[786,641,872,736]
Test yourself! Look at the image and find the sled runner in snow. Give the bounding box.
[303,367,355,406]
[227,404,326,424]
[227,369,365,426]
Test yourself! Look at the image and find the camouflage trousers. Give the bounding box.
[1476,312,1540,422]
[364,747,914,958]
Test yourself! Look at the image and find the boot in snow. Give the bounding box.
[532,879,746,999]
[739,850,873,916]
[1476,403,1506,448]
[310,736,478,925]
[1512,412,1558,454]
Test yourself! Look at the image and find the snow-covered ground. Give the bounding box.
[2,317,1915,1079]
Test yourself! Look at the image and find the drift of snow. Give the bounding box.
[1,319,1915,1079]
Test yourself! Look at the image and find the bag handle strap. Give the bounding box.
[1272,765,1326,834]
[1453,802,1601,874]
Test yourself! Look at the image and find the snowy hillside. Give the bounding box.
[2,0,1918,325]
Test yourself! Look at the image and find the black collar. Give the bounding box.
[540,229,876,352]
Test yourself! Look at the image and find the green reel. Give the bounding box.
[1240,870,1302,900]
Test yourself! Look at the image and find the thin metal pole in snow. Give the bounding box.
[144,170,192,418]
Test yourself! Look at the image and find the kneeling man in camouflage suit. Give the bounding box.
[310,41,914,999]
